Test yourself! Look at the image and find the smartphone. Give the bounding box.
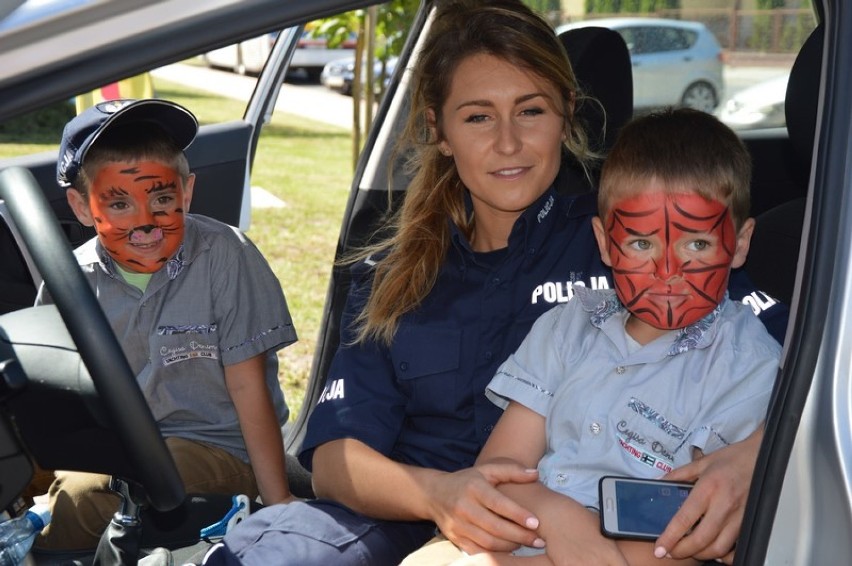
[598,475,693,540]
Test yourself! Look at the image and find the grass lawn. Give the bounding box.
[0,79,354,421]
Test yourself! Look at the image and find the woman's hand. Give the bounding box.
[655,427,763,564]
[428,461,542,555]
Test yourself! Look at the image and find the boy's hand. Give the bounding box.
[530,490,628,566]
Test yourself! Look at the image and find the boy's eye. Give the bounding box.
[156,194,175,206]
[628,239,652,251]
[108,201,129,211]
[686,239,710,251]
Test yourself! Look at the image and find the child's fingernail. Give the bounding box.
[525,517,539,529]
[532,538,546,548]
[525,468,537,473]
[654,546,667,558]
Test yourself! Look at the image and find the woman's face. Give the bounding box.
[437,53,566,227]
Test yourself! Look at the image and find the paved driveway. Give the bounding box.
[152,62,355,129]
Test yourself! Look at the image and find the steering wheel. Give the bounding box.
[0,166,184,511]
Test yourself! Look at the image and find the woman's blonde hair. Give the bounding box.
[353,0,595,345]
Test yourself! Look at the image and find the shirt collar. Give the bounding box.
[92,215,202,281]
[580,286,728,356]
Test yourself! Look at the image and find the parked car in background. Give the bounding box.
[320,55,398,95]
[717,72,790,130]
[557,17,724,112]
[204,29,356,80]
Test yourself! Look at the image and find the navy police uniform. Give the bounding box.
[205,185,788,566]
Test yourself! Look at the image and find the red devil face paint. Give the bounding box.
[604,190,737,329]
[87,161,189,273]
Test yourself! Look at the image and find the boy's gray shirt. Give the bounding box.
[38,214,297,463]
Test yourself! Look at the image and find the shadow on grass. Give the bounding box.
[0,89,351,144]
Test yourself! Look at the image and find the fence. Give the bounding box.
[561,8,815,53]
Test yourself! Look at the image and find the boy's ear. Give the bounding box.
[182,173,196,213]
[592,216,613,267]
[731,217,756,269]
[66,188,94,227]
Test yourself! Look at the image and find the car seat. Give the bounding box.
[554,26,633,195]
[744,24,823,305]
[559,26,633,156]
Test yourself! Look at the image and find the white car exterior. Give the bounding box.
[204,30,355,79]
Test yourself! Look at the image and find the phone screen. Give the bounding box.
[600,476,693,539]
[616,480,690,535]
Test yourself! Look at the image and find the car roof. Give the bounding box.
[0,0,378,121]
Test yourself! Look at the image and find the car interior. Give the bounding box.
[1,0,848,564]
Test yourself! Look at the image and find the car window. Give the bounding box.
[560,12,814,125]
[628,26,691,54]
[648,27,696,52]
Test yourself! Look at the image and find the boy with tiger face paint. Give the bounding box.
[69,159,193,273]
[36,99,298,551]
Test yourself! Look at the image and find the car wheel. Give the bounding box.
[306,68,322,83]
[681,81,718,113]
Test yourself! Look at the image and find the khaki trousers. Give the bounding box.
[36,437,258,551]
[399,535,466,566]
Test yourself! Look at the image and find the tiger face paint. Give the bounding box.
[597,190,738,330]
[76,161,193,273]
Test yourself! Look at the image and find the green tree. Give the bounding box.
[311,0,419,166]
[524,0,562,24]
[751,0,785,50]
[586,0,679,14]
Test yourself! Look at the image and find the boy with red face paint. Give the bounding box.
[34,99,298,550]
[410,108,781,566]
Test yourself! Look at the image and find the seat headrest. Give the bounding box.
[559,26,633,154]
[785,24,823,170]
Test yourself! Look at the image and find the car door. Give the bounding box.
[0,0,387,513]
[738,3,852,563]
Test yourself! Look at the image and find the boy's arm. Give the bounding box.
[481,403,696,566]
[497,480,697,566]
[224,353,294,504]
[477,403,627,566]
